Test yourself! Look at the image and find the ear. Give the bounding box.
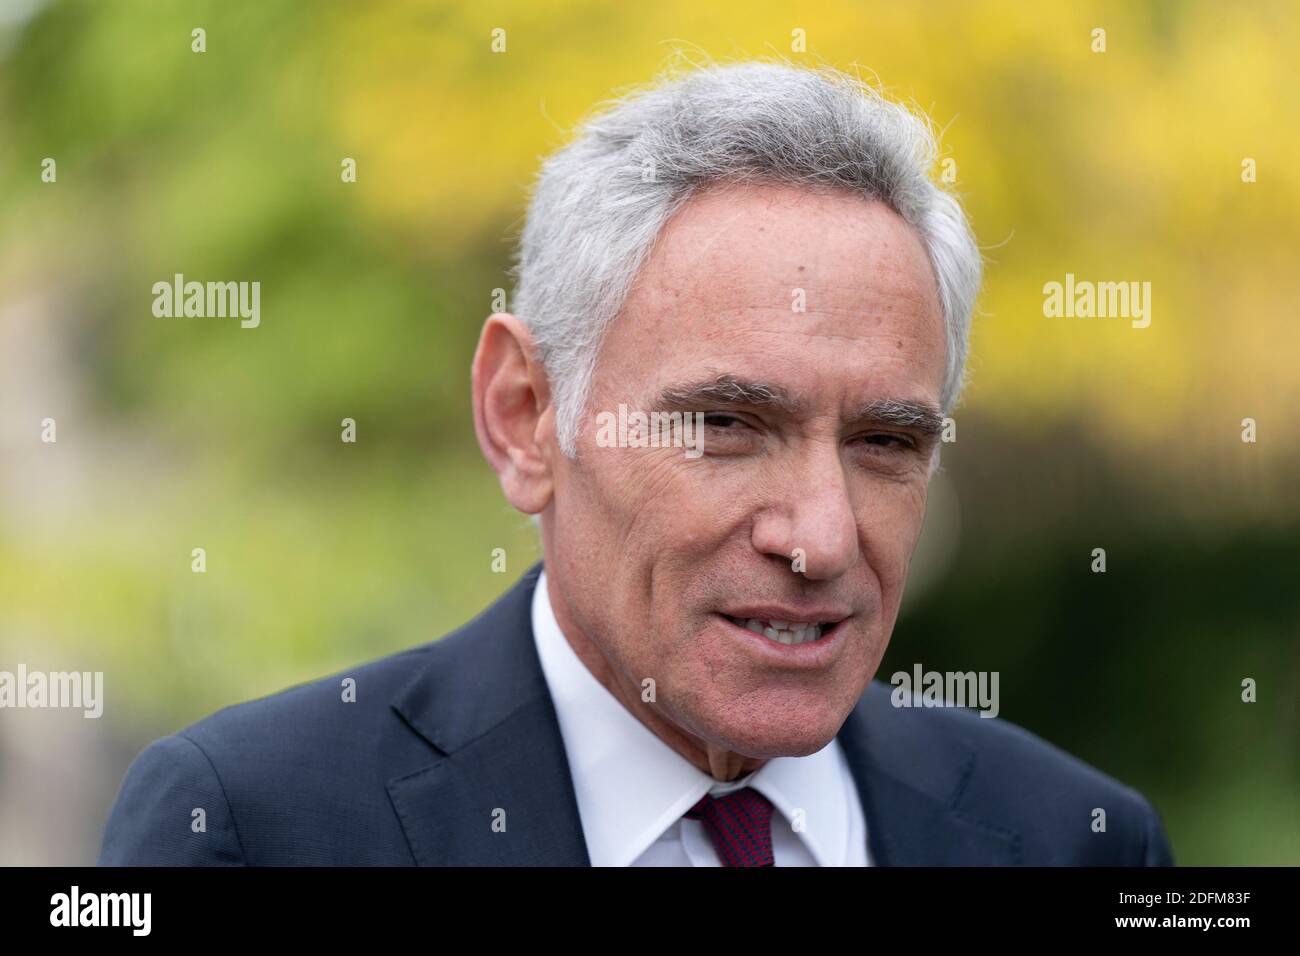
[471,313,555,514]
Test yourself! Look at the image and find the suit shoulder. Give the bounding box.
[102,641,448,865]
[98,734,246,865]
[179,641,435,751]
[858,681,1172,864]
[862,680,1142,797]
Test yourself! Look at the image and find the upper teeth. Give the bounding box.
[728,616,826,645]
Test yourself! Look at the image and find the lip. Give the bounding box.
[712,612,849,669]
[719,604,852,626]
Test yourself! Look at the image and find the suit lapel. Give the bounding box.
[386,563,591,866]
[836,685,1021,865]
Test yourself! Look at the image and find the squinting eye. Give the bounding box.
[861,433,915,450]
[703,414,747,429]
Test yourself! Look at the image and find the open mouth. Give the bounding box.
[720,614,839,646]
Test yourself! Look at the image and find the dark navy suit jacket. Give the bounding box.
[98,563,1174,866]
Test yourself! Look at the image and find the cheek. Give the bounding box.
[558,452,713,643]
[858,479,930,588]
[598,452,726,565]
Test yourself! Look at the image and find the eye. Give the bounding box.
[695,412,762,455]
[702,413,749,429]
[859,432,916,451]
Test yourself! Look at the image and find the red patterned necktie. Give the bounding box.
[684,787,776,867]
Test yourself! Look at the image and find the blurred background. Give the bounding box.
[0,0,1296,865]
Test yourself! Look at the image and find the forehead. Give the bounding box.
[597,182,947,406]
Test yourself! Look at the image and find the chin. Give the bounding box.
[697,695,850,759]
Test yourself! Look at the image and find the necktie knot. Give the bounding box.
[684,786,776,867]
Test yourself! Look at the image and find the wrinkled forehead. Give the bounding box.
[594,182,947,412]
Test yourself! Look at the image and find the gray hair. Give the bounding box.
[511,60,981,457]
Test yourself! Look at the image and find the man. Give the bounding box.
[99,61,1173,866]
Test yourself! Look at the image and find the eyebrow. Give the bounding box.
[654,374,944,438]
[657,374,801,414]
[852,398,945,439]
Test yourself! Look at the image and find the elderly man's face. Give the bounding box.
[547,182,947,758]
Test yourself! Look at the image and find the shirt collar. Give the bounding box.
[531,567,853,866]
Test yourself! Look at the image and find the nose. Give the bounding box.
[750,444,860,581]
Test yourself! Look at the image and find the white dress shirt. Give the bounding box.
[531,569,870,867]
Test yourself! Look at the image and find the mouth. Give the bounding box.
[718,613,846,646]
